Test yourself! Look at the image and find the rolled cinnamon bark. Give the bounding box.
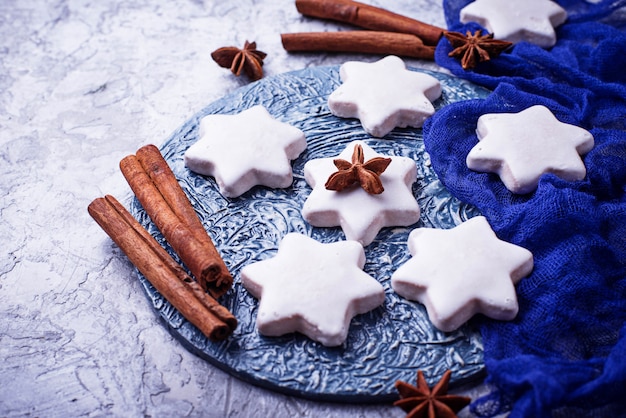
[135,145,206,240]
[281,31,435,60]
[295,0,443,46]
[88,195,236,341]
[120,146,233,298]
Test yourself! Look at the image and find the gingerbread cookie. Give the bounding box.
[460,0,567,47]
[184,105,306,198]
[466,105,594,194]
[328,56,442,138]
[391,216,533,332]
[302,140,421,246]
[241,233,385,347]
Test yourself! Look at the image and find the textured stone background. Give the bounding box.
[0,1,488,416]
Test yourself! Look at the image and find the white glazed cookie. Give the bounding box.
[460,0,567,48]
[241,233,385,347]
[391,216,533,332]
[328,55,442,138]
[302,140,420,246]
[184,105,307,198]
[466,105,594,194]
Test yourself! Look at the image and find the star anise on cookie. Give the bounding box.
[444,30,512,70]
[394,370,471,418]
[325,143,392,194]
[211,40,267,81]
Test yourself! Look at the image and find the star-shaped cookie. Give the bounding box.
[302,141,421,246]
[241,233,385,347]
[466,105,595,194]
[328,55,442,138]
[460,0,567,47]
[184,105,307,198]
[391,216,533,332]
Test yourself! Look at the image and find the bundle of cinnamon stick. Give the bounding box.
[89,145,236,341]
[281,0,446,60]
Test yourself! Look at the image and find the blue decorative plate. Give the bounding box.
[130,65,489,402]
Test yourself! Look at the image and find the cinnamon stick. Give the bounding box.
[295,0,443,46]
[135,145,205,239]
[135,145,226,271]
[120,145,233,298]
[281,31,435,60]
[88,195,236,341]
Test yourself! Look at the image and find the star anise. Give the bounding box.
[325,143,391,194]
[394,370,471,418]
[211,40,267,81]
[444,30,512,70]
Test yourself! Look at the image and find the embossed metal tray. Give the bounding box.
[129,65,489,402]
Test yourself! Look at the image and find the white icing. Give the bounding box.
[302,140,420,246]
[391,216,533,332]
[241,233,385,347]
[184,105,307,198]
[466,105,595,194]
[328,55,442,138]
[460,0,568,47]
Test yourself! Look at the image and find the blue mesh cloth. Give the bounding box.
[424,1,626,416]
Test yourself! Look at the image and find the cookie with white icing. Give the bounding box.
[466,105,594,194]
[391,216,533,332]
[460,0,567,48]
[241,233,385,347]
[328,55,442,138]
[302,140,421,246]
[184,105,307,198]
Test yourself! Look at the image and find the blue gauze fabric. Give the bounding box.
[424,1,626,416]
